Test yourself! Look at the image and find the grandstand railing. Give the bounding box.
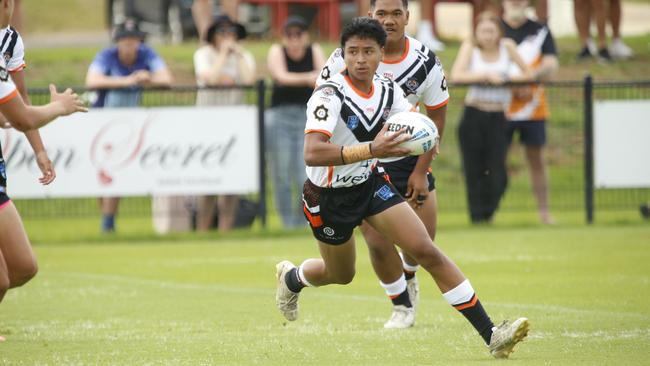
[12,78,650,233]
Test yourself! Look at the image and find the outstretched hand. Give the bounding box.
[49,84,88,116]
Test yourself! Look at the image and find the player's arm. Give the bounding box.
[12,69,56,185]
[304,123,410,166]
[268,44,316,86]
[0,84,87,132]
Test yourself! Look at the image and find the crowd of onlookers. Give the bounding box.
[78,0,636,232]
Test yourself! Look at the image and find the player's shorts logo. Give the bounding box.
[314,105,329,121]
[374,185,395,201]
[346,115,359,130]
[323,226,335,236]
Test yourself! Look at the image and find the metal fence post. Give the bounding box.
[584,74,594,224]
[257,80,267,228]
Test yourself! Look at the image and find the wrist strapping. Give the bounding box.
[341,143,373,164]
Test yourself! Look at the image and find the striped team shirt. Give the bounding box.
[305,72,412,188]
[0,26,26,73]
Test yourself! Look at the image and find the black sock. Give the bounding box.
[455,296,494,344]
[284,267,305,293]
[403,270,415,281]
[390,290,412,307]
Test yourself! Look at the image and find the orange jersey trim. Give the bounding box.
[0,89,18,104]
[8,63,26,73]
[344,75,374,99]
[305,129,333,138]
[425,98,449,111]
[383,38,410,64]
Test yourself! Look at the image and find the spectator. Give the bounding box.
[606,0,633,59]
[265,16,325,228]
[451,10,532,224]
[85,20,173,233]
[502,0,558,224]
[193,15,255,231]
[574,0,611,61]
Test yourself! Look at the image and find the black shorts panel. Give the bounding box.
[302,172,404,245]
[379,157,436,197]
[507,120,546,146]
[0,191,9,207]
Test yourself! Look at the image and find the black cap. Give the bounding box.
[283,15,308,32]
[206,15,247,42]
[113,19,147,42]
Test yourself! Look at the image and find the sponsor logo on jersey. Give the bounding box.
[314,105,329,121]
[381,107,391,120]
[3,52,10,63]
[374,184,395,201]
[334,48,342,58]
[405,77,420,92]
[346,115,359,130]
[365,107,375,115]
[383,70,394,80]
[321,86,334,96]
[0,66,8,82]
[320,66,331,80]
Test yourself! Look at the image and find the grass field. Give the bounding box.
[1,224,649,365]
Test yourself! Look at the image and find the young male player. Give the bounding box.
[0,0,56,185]
[276,17,529,359]
[316,0,448,328]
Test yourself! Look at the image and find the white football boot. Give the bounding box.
[275,260,300,321]
[488,318,530,358]
[406,276,420,311]
[384,305,415,329]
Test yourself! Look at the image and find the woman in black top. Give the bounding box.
[265,16,325,228]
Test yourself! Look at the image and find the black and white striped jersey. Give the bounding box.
[305,72,412,188]
[316,36,449,112]
[0,26,25,73]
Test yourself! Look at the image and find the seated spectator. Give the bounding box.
[451,11,532,224]
[265,16,325,228]
[85,20,173,233]
[194,15,256,232]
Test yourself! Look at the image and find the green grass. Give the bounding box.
[1,224,649,364]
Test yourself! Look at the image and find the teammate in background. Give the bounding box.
[316,0,448,328]
[0,46,87,346]
[85,20,173,233]
[501,0,558,225]
[276,17,529,359]
[0,0,56,186]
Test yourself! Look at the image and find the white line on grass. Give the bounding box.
[45,270,650,321]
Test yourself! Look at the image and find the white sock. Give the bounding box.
[442,279,475,306]
[380,273,407,297]
[298,261,316,288]
[399,252,419,273]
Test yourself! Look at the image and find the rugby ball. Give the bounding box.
[384,111,439,156]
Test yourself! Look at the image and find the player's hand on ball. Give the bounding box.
[50,84,88,115]
[371,123,412,158]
